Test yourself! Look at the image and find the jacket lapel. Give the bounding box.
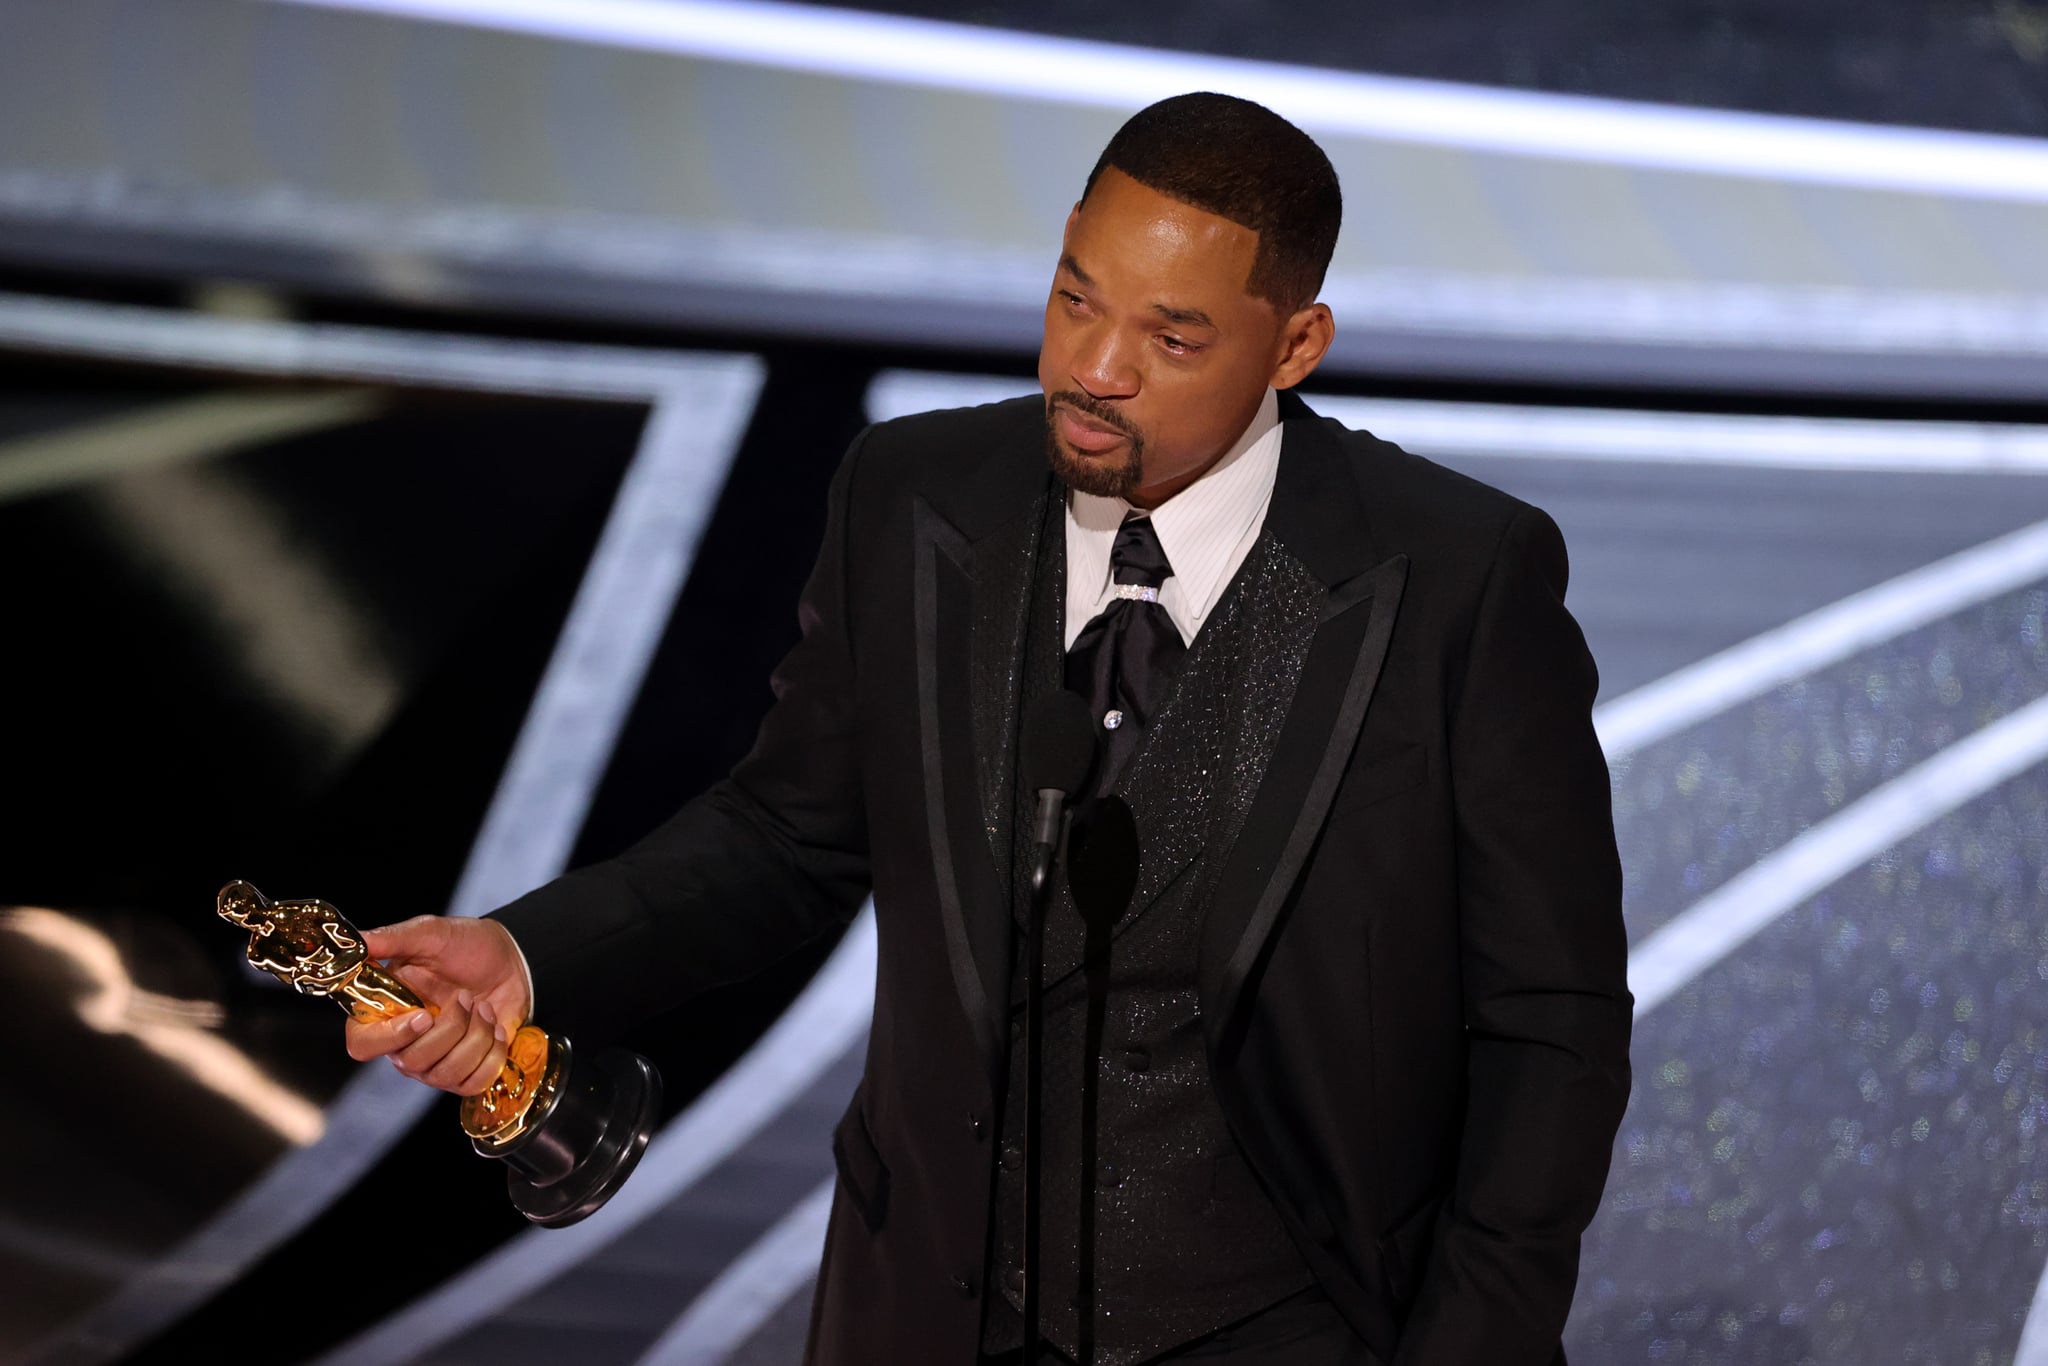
[1198,393,1410,1046]
[911,405,1055,1085]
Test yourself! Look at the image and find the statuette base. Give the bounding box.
[494,1042,662,1228]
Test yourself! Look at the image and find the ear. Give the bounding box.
[1268,301,1335,391]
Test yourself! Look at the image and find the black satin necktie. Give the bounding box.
[1065,513,1186,795]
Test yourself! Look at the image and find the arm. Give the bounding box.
[1392,505,1633,1366]
[485,426,877,1043]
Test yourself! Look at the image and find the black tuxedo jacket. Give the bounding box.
[494,389,1633,1366]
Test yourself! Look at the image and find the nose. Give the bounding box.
[1070,322,1140,400]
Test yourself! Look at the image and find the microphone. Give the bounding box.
[1016,690,1097,1363]
[1066,792,1138,1347]
[1023,689,1098,856]
[1068,795,1139,937]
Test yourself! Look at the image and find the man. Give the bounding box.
[346,93,1633,1365]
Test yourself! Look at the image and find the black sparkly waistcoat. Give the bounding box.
[982,497,1328,1366]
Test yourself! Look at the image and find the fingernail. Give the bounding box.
[390,1056,407,1072]
[476,998,496,1023]
[457,989,474,1011]
[408,1011,432,1033]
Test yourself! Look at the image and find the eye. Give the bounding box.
[1160,334,1201,356]
[1057,289,1085,309]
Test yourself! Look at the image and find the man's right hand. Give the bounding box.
[343,916,534,1097]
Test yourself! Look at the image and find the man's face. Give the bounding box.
[1037,167,1290,508]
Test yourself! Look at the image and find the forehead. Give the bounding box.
[1067,168,1261,305]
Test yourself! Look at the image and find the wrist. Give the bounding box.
[491,918,537,1025]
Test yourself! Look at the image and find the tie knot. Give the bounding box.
[1110,514,1173,590]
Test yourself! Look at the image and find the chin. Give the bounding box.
[1045,427,1144,500]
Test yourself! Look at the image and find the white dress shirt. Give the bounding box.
[1064,385,1283,649]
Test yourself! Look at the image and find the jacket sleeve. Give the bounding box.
[1392,504,1634,1366]
[486,427,875,1043]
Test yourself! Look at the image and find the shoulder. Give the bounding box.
[1324,413,1533,534]
[1293,404,1569,597]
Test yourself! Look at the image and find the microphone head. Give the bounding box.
[1022,690,1099,796]
[1069,795,1140,936]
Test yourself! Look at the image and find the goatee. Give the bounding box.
[1044,392,1145,499]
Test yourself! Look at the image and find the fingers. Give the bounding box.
[452,999,513,1096]
[344,1007,433,1062]
[390,989,475,1086]
[392,962,457,1008]
[361,915,450,965]
[392,990,507,1095]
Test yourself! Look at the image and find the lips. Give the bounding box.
[1055,405,1130,454]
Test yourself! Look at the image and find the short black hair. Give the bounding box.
[1081,92,1342,313]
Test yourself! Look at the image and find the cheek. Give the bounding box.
[1037,319,1073,389]
[1131,378,1245,474]
[1036,343,1060,390]
[1134,367,1217,434]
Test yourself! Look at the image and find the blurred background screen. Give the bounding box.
[3,1,2048,1364]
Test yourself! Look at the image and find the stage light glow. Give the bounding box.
[0,392,381,506]
[4,907,326,1146]
[270,0,2048,203]
[89,465,404,766]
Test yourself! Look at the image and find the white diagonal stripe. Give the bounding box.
[1593,517,2048,759]
[634,1177,838,1366]
[1628,691,2048,1016]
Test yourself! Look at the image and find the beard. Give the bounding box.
[1044,391,1145,499]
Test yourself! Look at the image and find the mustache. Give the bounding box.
[1046,391,1142,442]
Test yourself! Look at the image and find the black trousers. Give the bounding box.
[977,1284,1380,1366]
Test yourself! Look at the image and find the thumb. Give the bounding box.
[361,915,448,964]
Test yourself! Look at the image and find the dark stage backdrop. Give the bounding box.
[5,2,2048,1363]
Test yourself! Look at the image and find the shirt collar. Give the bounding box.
[1067,385,1284,615]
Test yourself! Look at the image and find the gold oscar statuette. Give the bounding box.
[217,880,660,1227]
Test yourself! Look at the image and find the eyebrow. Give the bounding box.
[1059,254,1217,332]
[1151,302,1215,330]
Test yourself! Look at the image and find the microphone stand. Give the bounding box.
[1021,790,1073,1366]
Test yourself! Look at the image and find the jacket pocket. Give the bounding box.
[831,1089,891,1234]
[1333,741,1427,816]
[1378,1189,1446,1306]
